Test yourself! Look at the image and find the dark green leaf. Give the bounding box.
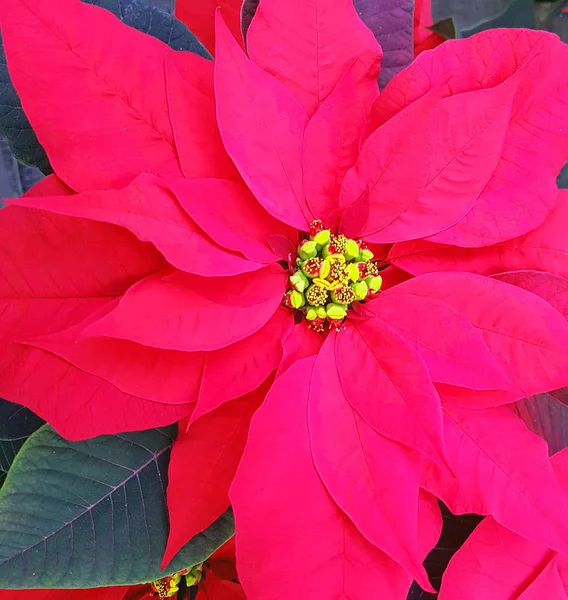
[84,0,211,56]
[0,36,52,174]
[0,399,43,488]
[558,162,568,189]
[0,425,234,588]
[406,505,481,600]
[432,0,534,37]
[0,0,210,173]
[427,17,457,41]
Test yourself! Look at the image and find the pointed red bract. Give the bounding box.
[424,401,568,557]
[309,333,434,590]
[336,320,447,466]
[162,383,267,568]
[276,321,323,376]
[196,574,247,600]
[346,71,523,242]
[303,62,378,224]
[390,272,568,401]
[175,0,243,55]
[0,0,184,191]
[165,52,239,180]
[413,0,444,56]
[493,271,568,320]
[246,0,381,115]
[231,358,415,600]
[12,175,263,277]
[166,177,295,264]
[340,88,440,240]
[24,301,204,405]
[371,289,515,393]
[390,191,568,278]
[83,267,287,352]
[194,309,292,421]
[439,448,568,600]
[369,30,568,246]
[214,13,312,230]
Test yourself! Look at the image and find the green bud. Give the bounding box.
[346,263,359,282]
[306,307,318,321]
[344,239,360,261]
[326,303,347,320]
[366,275,383,294]
[352,280,368,301]
[319,259,331,279]
[290,271,309,293]
[290,290,306,308]
[313,229,331,247]
[316,306,327,319]
[359,248,374,262]
[298,240,318,260]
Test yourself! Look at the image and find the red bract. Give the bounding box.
[1,0,568,598]
[438,447,568,599]
[413,0,444,56]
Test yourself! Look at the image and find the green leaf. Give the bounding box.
[432,0,534,37]
[0,399,44,488]
[0,0,209,173]
[0,425,234,588]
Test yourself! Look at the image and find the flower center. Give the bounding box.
[151,565,203,598]
[284,220,383,332]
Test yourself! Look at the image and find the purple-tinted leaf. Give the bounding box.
[352,0,413,87]
[239,0,412,88]
[512,390,568,456]
[240,0,259,42]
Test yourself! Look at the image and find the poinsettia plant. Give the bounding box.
[0,0,568,598]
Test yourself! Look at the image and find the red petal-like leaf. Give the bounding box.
[390,191,568,278]
[372,289,515,393]
[246,0,381,115]
[84,267,286,352]
[337,320,446,466]
[302,62,378,224]
[193,308,293,422]
[25,301,204,405]
[439,448,568,599]
[162,383,266,568]
[175,0,243,55]
[423,401,568,556]
[393,272,568,400]
[196,573,246,600]
[309,333,434,590]
[11,174,263,277]
[350,72,522,242]
[371,30,568,246]
[493,271,568,320]
[214,13,311,230]
[0,0,184,191]
[276,322,323,377]
[166,177,295,264]
[340,87,441,240]
[165,52,239,180]
[230,357,414,599]
[0,206,190,439]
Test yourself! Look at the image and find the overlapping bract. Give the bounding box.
[438,448,568,600]
[0,0,568,598]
